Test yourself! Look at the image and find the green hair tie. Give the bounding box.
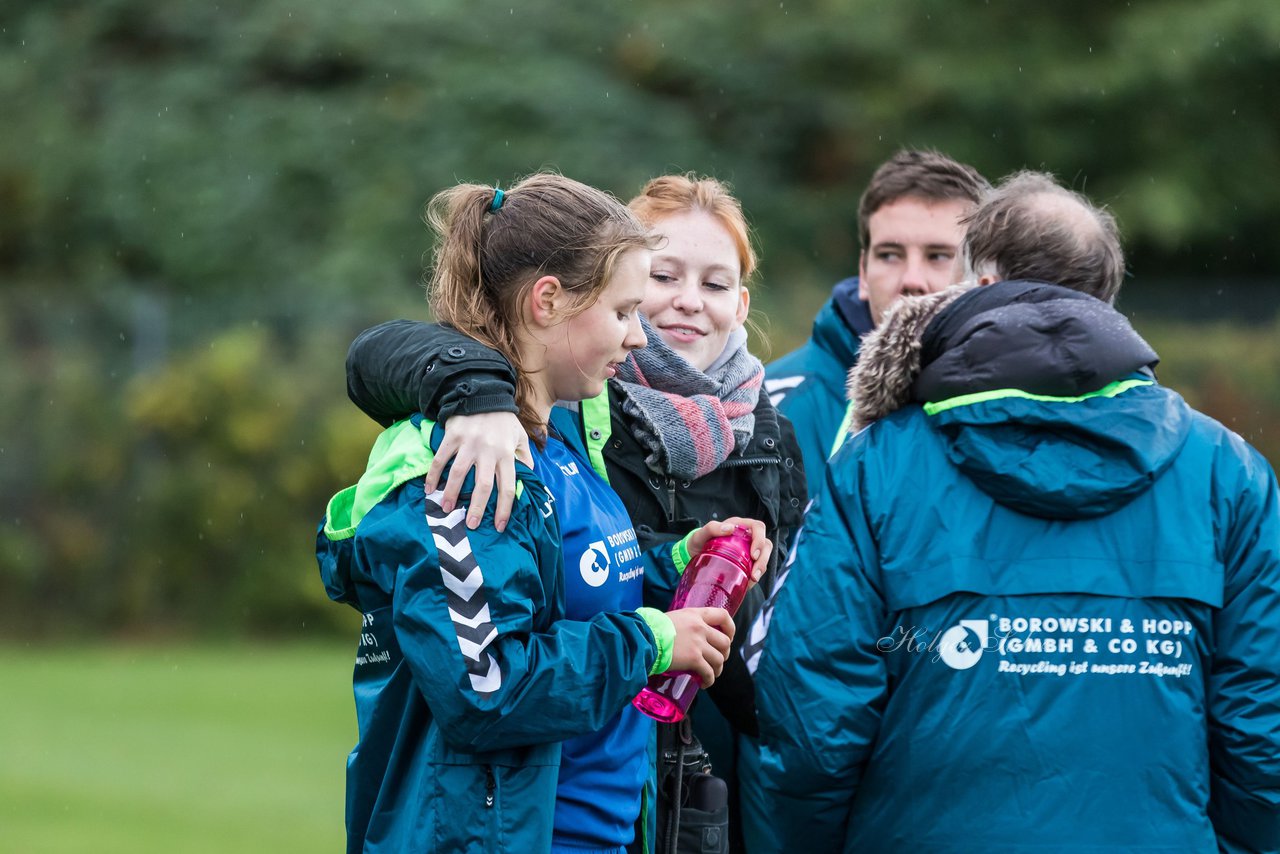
[488,188,504,213]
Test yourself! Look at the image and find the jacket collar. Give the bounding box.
[811,277,871,371]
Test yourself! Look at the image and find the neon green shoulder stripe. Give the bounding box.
[829,399,856,459]
[323,418,437,541]
[323,416,527,540]
[923,378,1154,417]
[581,386,612,484]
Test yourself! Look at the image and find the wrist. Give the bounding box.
[637,607,675,675]
[672,531,695,576]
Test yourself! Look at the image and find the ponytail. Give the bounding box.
[426,173,651,442]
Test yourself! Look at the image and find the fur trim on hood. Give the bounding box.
[846,286,973,433]
[847,279,1161,438]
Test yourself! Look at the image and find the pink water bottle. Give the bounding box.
[633,525,754,723]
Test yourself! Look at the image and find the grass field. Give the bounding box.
[0,642,357,853]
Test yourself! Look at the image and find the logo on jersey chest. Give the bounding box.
[579,540,612,588]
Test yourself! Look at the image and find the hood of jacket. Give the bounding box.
[849,280,1189,520]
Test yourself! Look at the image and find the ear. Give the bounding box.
[857,252,869,299]
[734,286,751,327]
[527,275,567,328]
[973,259,1002,287]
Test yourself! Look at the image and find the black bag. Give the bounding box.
[654,717,730,854]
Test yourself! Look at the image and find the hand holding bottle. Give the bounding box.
[634,519,770,722]
[683,517,772,589]
[665,607,735,687]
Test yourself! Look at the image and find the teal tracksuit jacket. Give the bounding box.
[318,410,684,853]
[753,283,1280,852]
[764,278,870,492]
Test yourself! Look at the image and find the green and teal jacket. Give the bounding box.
[344,319,807,736]
[317,410,685,853]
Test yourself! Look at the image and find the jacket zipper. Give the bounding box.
[719,454,781,469]
[484,765,495,809]
[664,454,781,521]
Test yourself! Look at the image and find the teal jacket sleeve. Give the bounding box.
[365,476,659,754]
[753,437,888,852]
[316,489,360,611]
[639,530,692,609]
[1208,442,1280,854]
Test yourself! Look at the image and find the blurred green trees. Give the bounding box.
[2,0,1277,636]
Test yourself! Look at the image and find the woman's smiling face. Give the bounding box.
[639,210,750,372]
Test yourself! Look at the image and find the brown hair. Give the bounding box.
[629,174,758,283]
[858,150,990,250]
[426,173,651,441]
[961,171,1125,303]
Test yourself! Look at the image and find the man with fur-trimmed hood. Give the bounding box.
[751,172,1280,852]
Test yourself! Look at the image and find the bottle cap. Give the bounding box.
[702,525,753,568]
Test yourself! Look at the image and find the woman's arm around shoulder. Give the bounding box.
[346,319,518,427]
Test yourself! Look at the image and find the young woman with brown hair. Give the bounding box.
[344,174,806,852]
[318,173,770,854]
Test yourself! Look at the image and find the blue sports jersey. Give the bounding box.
[533,432,651,852]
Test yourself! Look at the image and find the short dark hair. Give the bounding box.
[961,171,1125,303]
[857,150,990,249]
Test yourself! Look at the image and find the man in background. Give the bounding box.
[764,150,989,489]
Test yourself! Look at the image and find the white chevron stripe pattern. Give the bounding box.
[424,488,502,694]
[456,628,499,662]
[743,608,772,674]
[433,531,474,564]
[764,375,805,407]
[743,514,807,676]
[469,653,501,693]
[433,505,467,528]
[449,602,492,630]
[440,564,484,601]
[763,375,804,393]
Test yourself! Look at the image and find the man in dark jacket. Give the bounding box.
[749,171,1280,852]
[763,150,989,491]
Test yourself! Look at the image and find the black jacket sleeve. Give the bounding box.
[346,320,519,427]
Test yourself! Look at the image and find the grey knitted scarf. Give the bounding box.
[611,315,764,480]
